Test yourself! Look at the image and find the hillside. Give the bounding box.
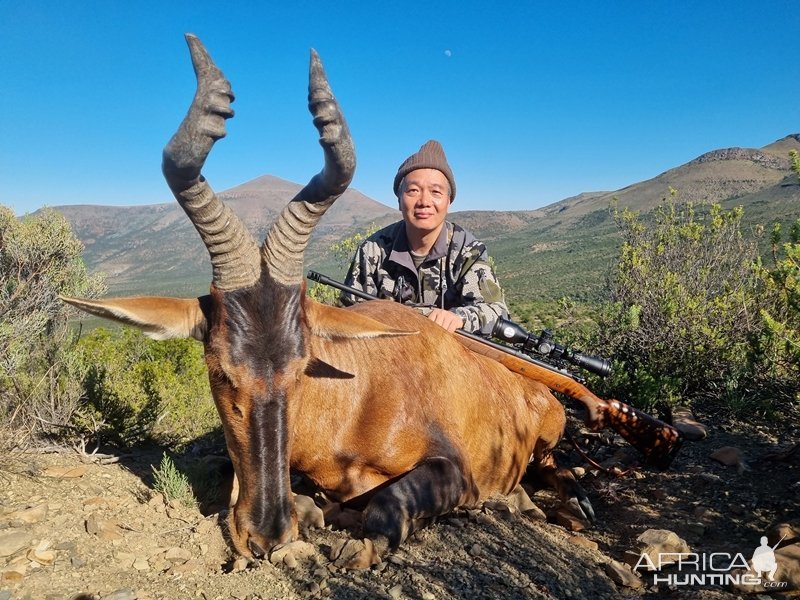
[55,176,396,296]
[51,134,800,301]
[453,134,800,301]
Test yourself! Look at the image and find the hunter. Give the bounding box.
[342,140,508,333]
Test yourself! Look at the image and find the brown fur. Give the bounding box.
[293,299,565,505]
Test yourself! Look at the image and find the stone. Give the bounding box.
[604,559,643,589]
[165,547,192,564]
[132,557,150,571]
[468,543,482,557]
[567,535,599,551]
[768,522,800,546]
[671,406,708,440]
[710,446,749,473]
[115,551,136,568]
[388,584,403,599]
[387,554,405,566]
[555,508,590,532]
[2,503,48,524]
[1,566,25,584]
[27,547,55,566]
[628,529,690,571]
[283,552,298,569]
[294,494,325,529]
[270,540,315,565]
[42,465,88,478]
[86,514,123,541]
[0,531,31,557]
[71,555,86,568]
[231,557,249,572]
[329,538,379,570]
[474,512,492,526]
[772,543,800,589]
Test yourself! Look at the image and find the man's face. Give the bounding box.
[398,168,451,237]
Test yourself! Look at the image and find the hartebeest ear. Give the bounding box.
[60,295,210,342]
[306,301,418,340]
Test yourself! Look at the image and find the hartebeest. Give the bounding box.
[62,35,594,564]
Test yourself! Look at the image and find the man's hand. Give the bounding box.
[427,308,464,332]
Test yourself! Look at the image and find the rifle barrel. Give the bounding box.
[307,269,581,381]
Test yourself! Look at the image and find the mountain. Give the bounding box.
[55,175,397,296]
[51,135,800,302]
[451,134,800,301]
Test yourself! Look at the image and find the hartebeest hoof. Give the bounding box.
[563,494,596,527]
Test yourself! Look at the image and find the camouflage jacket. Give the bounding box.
[341,220,508,333]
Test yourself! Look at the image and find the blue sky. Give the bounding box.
[2,1,799,215]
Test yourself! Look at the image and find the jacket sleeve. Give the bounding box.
[341,240,380,306]
[450,241,509,334]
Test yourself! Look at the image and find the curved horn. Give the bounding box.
[162,34,260,291]
[262,50,356,286]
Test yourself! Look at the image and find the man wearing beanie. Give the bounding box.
[342,140,508,334]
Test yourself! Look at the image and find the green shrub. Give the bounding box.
[307,224,379,305]
[0,206,105,448]
[152,453,196,508]
[751,151,800,404]
[75,327,217,448]
[594,193,766,412]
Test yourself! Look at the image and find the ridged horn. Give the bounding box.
[262,50,356,286]
[162,34,260,291]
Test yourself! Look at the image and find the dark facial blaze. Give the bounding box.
[204,270,307,557]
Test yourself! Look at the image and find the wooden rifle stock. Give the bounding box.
[308,271,683,470]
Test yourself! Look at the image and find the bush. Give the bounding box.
[75,327,217,448]
[594,193,767,412]
[307,224,378,305]
[752,151,800,403]
[151,453,196,507]
[0,206,105,448]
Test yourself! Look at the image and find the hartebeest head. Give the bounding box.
[62,35,406,557]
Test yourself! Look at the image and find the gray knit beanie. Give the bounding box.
[393,140,456,202]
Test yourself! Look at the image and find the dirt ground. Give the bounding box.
[0,406,797,600]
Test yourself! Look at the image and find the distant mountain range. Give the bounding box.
[51,134,800,302]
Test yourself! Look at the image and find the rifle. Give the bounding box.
[307,270,682,470]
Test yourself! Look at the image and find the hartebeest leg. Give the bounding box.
[362,456,472,549]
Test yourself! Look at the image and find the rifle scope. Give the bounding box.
[491,318,612,378]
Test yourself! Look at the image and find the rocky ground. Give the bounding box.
[0,406,798,600]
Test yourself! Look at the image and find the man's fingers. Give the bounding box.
[427,309,464,332]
